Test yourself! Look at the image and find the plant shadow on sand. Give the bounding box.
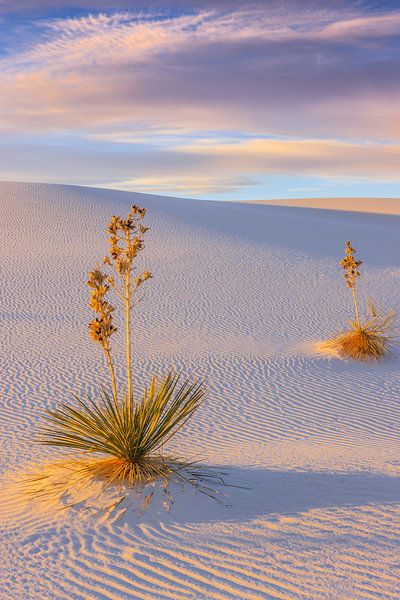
[148,467,400,526]
[6,463,400,529]
[81,187,400,268]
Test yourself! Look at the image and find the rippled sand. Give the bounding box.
[0,182,399,599]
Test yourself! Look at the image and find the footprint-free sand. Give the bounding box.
[0,182,399,599]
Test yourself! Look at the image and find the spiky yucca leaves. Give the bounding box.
[327,302,397,361]
[40,373,206,485]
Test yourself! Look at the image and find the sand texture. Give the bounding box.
[0,182,399,599]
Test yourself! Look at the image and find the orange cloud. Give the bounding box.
[178,137,400,180]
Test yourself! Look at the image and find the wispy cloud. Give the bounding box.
[319,12,400,39]
[0,2,399,196]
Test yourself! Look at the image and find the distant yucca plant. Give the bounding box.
[326,241,397,361]
[40,205,206,488]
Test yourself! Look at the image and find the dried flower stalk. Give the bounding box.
[87,205,151,399]
[340,240,362,329]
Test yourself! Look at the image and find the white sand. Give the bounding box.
[243,197,400,215]
[0,181,399,599]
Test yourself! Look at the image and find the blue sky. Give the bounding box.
[0,0,399,200]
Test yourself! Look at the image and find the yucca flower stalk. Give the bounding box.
[101,205,151,400]
[326,241,397,361]
[340,241,362,329]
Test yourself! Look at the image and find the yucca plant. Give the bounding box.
[39,205,207,489]
[326,241,397,361]
[40,373,206,485]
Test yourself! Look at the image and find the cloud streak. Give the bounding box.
[2,6,400,136]
[0,2,399,196]
[1,135,399,197]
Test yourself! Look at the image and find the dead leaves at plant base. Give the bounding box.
[322,306,398,362]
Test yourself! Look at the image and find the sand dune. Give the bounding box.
[0,182,399,599]
[243,197,400,215]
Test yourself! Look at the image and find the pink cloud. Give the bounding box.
[320,12,400,40]
[0,4,399,195]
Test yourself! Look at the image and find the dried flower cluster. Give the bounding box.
[104,206,151,289]
[339,240,362,328]
[87,267,118,399]
[105,208,149,273]
[340,241,362,290]
[87,268,116,348]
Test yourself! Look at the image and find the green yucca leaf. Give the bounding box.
[40,372,206,479]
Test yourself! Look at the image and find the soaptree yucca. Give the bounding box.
[41,373,206,485]
[327,241,397,361]
[40,205,206,486]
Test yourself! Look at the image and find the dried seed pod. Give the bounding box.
[340,241,362,289]
[87,266,117,351]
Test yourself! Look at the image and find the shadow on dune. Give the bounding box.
[85,185,400,269]
[164,202,400,269]
[38,183,399,269]
[139,466,400,526]
[9,181,398,270]
[2,462,399,529]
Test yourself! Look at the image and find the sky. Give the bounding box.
[0,0,399,200]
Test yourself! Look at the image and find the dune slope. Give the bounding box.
[0,182,399,599]
[243,197,400,216]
